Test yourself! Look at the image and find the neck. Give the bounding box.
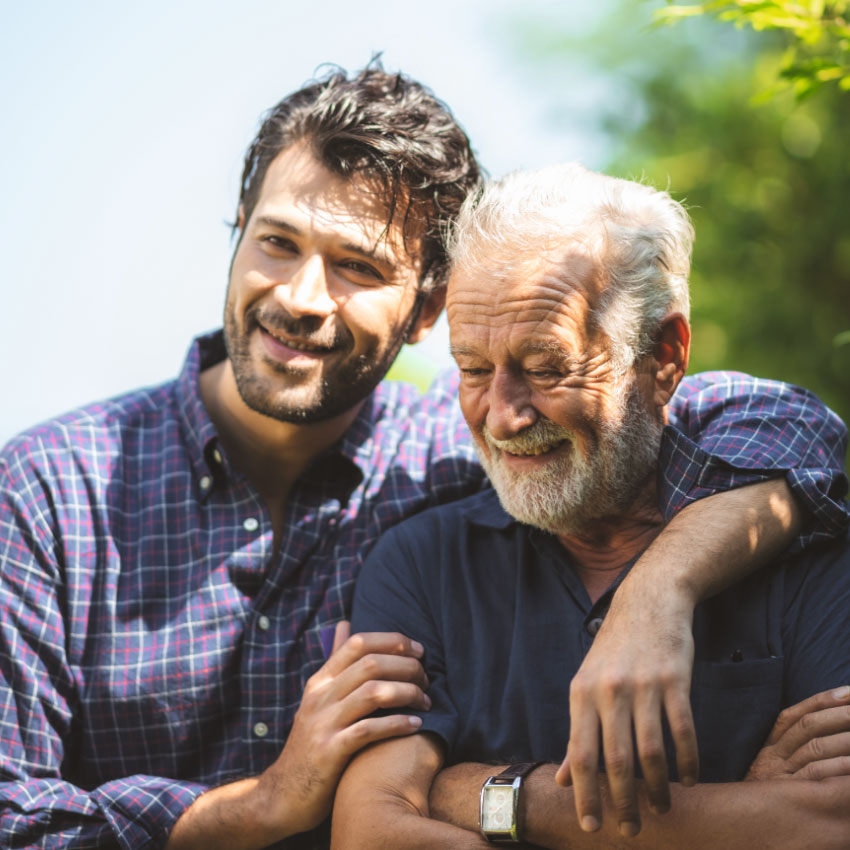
[556,478,664,603]
[199,359,363,504]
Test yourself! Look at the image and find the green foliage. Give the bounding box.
[655,2,850,97]
[511,1,850,468]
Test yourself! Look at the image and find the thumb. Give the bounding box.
[331,620,351,654]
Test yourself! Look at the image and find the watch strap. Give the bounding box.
[491,761,544,782]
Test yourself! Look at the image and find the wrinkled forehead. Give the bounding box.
[447,246,609,352]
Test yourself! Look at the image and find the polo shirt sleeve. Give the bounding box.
[664,371,849,550]
[0,452,206,850]
[351,520,460,755]
[780,534,850,705]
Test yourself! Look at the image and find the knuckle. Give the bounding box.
[668,714,695,740]
[362,680,385,702]
[347,633,366,655]
[361,653,381,678]
[639,741,666,766]
[569,749,597,775]
[605,749,633,778]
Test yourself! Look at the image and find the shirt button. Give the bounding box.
[257,615,271,631]
[586,617,604,637]
[199,475,212,491]
[212,448,223,465]
[253,721,269,738]
[243,517,259,532]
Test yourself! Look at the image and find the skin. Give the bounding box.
[167,144,443,850]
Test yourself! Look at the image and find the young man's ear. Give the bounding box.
[651,313,691,407]
[406,286,447,345]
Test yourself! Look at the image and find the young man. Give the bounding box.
[1,68,847,850]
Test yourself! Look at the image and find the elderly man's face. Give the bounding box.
[447,248,662,534]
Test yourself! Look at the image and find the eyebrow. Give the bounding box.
[253,215,394,267]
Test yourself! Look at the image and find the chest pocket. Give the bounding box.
[691,656,784,782]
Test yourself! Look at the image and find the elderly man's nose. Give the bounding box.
[486,372,537,440]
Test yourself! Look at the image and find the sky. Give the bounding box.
[0,0,611,445]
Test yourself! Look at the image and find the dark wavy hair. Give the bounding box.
[235,61,482,292]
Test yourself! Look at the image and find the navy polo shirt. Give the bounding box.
[351,488,850,782]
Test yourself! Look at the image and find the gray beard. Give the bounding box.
[477,381,663,535]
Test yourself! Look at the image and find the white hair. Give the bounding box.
[446,162,693,373]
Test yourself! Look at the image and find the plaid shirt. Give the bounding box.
[1,330,847,850]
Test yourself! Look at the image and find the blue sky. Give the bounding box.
[1,0,610,443]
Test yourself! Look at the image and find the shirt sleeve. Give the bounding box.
[664,371,849,549]
[350,522,459,754]
[0,453,206,850]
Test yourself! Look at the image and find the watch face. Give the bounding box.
[481,785,514,832]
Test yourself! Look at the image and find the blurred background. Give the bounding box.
[2,0,848,469]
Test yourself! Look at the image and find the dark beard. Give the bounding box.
[223,299,419,425]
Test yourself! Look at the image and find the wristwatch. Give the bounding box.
[479,762,543,844]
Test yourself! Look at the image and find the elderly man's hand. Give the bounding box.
[555,573,698,838]
[746,686,850,781]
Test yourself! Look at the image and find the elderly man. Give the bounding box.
[333,163,850,849]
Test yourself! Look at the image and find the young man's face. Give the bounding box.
[224,142,431,424]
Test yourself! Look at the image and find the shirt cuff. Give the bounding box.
[658,425,850,552]
[91,775,208,850]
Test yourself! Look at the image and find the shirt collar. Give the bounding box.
[174,328,365,500]
[461,488,517,529]
[174,329,226,490]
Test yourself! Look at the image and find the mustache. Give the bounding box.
[483,417,575,453]
[252,306,351,351]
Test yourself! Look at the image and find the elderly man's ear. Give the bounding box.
[650,313,691,407]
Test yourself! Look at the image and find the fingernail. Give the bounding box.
[649,802,671,815]
[423,694,432,709]
[411,641,424,656]
[581,816,600,832]
[681,774,696,787]
[619,822,639,838]
[408,715,422,727]
[832,685,850,700]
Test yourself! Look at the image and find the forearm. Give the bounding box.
[632,477,801,605]
[332,736,494,850]
[166,776,291,850]
[432,764,850,850]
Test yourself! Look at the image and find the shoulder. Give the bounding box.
[359,488,509,583]
[1,380,178,480]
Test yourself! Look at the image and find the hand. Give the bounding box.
[555,578,698,838]
[746,686,850,781]
[259,621,431,836]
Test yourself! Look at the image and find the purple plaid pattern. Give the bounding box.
[1,331,847,849]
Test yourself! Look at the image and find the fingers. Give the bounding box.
[321,630,424,678]
[337,713,424,754]
[664,689,699,788]
[331,620,351,654]
[790,730,850,777]
[634,690,670,816]
[304,631,431,725]
[565,676,603,833]
[555,750,572,786]
[765,685,850,744]
[600,700,639,837]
